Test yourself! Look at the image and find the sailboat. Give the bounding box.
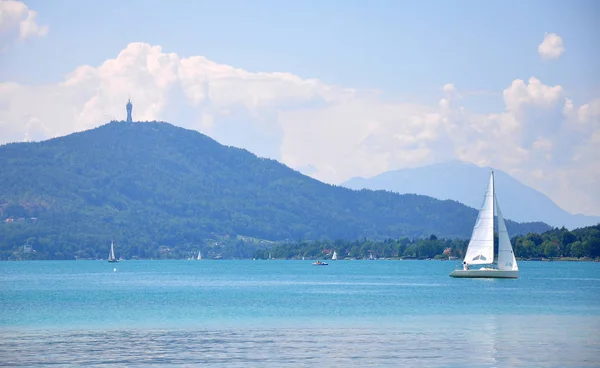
[450,171,519,278]
[197,250,202,260]
[107,240,118,263]
[332,251,338,260]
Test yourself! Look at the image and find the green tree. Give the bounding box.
[542,241,559,258]
[569,241,585,258]
[584,238,600,258]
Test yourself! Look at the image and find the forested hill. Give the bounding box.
[0,121,550,259]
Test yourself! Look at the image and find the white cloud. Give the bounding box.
[442,83,455,94]
[503,77,563,112]
[577,98,600,124]
[563,98,574,115]
[448,76,600,216]
[538,32,565,60]
[0,0,47,49]
[0,42,599,216]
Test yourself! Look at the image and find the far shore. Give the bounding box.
[2,257,599,262]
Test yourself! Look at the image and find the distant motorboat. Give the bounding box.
[107,240,118,263]
[313,261,328,266]
[450,171,519,279]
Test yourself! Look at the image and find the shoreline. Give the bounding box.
[1,257,598,262]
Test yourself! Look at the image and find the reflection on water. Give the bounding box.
[1,315,598,368]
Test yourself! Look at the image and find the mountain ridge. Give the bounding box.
[342,160,600,230]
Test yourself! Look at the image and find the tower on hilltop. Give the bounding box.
[126,98,133,123]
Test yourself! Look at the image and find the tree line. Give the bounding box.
[256,224,600,261]
[4,223,599,261]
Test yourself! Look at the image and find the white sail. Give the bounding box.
[197,251,202,260]
[108,240,116,261]
[463,172,495,265]
[332,251,338,260]
[495,196,518,271]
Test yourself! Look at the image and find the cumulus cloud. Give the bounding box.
[538,32,565,60]
[503,77,563,112]
[0,42,599,216]
[577,98,600,124]
[0,0,47,50]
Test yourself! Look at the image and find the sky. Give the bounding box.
[0,0,599,216]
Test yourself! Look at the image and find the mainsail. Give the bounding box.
[463,173,495,265]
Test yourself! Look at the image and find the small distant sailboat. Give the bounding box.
[450,171,519,278]
[197,251,202,260]
[107,240,118,263]
[332,251,338,260]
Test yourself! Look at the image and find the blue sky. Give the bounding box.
[4,0,599,100]
[0,0,599,215]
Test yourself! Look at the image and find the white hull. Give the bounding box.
[449,268,518,278]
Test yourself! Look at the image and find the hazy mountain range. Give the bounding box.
[343,160,600,230]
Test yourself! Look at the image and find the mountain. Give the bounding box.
[343,160,600,230]
[0,121,550,259]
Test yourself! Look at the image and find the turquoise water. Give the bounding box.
[1,260,599,367]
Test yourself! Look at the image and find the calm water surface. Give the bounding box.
[1,260,599,367]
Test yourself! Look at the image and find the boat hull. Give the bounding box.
[449,269,518,278]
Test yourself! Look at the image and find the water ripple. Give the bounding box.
[1,323,599,368]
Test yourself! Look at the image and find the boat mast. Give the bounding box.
[491,171,496,267]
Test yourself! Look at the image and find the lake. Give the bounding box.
[1,260,599,367]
